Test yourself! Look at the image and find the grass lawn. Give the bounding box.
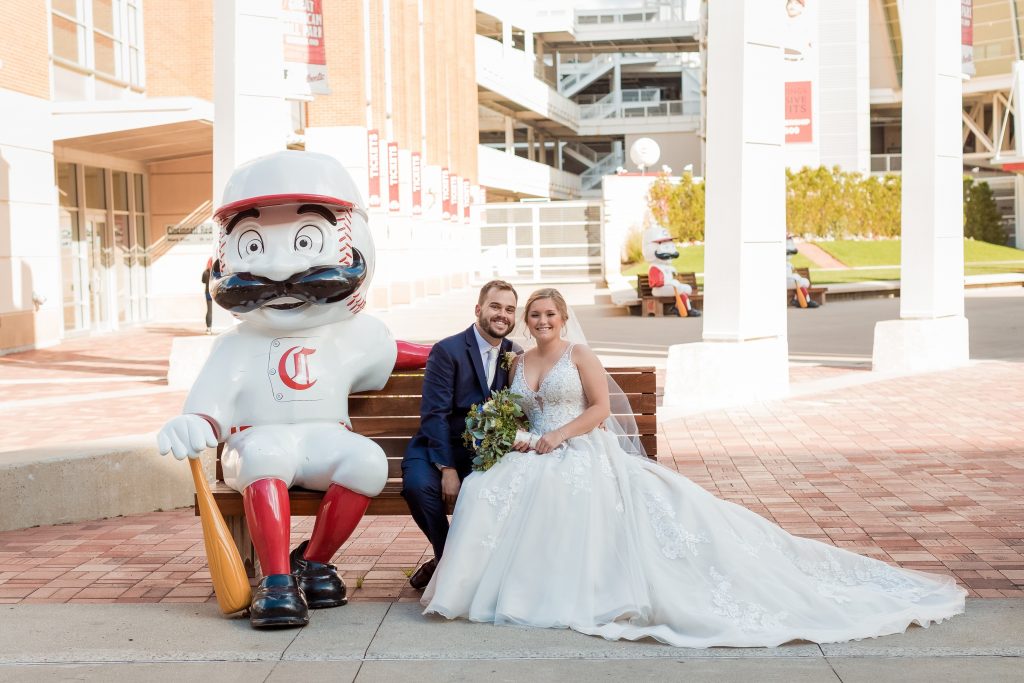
[623,244,814,277]
[815,239,1024,267]
[622,239,1024,286]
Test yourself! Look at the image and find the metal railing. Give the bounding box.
[579,88,693,120]
[558,54,616,96]
[581,149,625,190]
[576,0,690,25]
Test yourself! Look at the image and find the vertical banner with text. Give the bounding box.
[962,0,975,77]
[782,0,819,169]
[449,174,460,222]
[463,179,471,223]
[441,167,451,220]
[387,142,400,212]
[367,130,381,208]
[282,0,330,96]
[411,153,422,215]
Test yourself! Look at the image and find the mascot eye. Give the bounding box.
[294,225,324,254]
[236,229,264,259]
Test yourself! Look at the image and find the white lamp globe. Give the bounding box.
[629,138,661,171]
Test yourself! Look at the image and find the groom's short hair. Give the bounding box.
[478,280,517,305]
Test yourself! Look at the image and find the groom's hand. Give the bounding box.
[441,467,461,511]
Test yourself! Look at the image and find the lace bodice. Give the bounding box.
[509,344,587,434]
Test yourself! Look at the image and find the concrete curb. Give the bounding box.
[0,435,214,532]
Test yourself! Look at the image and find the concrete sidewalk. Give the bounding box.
[0,599,1020,681]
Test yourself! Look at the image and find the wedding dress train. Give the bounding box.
[421,345,966,647]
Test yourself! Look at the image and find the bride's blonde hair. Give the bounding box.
[524,288,569,322]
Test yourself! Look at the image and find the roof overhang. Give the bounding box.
[52,96,213,162]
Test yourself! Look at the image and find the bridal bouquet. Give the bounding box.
[463,388,532,472]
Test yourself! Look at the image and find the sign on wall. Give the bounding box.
[411,153,422,215]
[166,221,216,244]
[367,130,381,208]
[785,81,813,143]
[387,142,400,212]
[961,0,975,77]
[782,0,818,145]
[449,173,460,222]
[441,167,451,220]
[282,0,330,96]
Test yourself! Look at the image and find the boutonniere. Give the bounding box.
[500,350,518,371]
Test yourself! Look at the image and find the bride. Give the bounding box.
[421,288,966,647]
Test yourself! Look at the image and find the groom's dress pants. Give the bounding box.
[401,458,469,560]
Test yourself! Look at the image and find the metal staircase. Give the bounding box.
[581,148,625,190]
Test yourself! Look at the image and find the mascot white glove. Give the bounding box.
[157,414,218,460]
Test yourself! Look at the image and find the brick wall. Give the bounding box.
[0,0,50,99]
[308,0,478,182]
[143,0,213,100]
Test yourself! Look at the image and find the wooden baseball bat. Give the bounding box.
[189,458,252,614]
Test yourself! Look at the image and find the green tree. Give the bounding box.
[963,178,1006,245]
[647,172,705,242]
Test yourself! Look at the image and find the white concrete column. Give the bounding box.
[213,0,289,205]
[1015,174,1024,249]
[504,117,515,155]
[872,0,968,374]
[502,20,513,59]
[662,0,789,413]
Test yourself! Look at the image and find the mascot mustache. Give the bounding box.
[655,247,680,260]
[211,249,366,313]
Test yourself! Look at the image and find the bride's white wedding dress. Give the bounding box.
[421,345,966,647]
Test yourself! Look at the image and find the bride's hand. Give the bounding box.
[512,430,534,452]
[534,430,566,455]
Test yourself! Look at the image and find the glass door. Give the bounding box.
[57,163,88,331]
[84,212,110,328]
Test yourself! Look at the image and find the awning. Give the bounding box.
[52,96,213,162]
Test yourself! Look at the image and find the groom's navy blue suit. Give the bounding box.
[402,325,515,560]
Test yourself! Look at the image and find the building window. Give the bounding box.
[51,0,146,91]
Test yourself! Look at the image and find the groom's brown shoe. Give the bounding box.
[409,558,437,590]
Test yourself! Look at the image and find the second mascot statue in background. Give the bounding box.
[156,151,431,629]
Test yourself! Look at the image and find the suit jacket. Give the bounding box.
[403,325,516,474]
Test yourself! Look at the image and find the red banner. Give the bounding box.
[441,167,451,220]
[463,179,471,223]
[449,173,460,222]
[962,0,974,76]
[367,130,380,207]
[411,153,422,215]
[387,142,400,213]
[784,81,813,144]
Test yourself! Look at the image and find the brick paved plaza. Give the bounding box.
[1,321,1022,606]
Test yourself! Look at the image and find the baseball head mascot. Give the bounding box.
[642,224,701,317]
[157,151,430,628]
[785,235,819,308]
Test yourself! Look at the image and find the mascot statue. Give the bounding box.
[157,151,430,629]
[642,225,701,317]
[786,235,819,308]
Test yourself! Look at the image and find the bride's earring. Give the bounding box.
[561,325,568,338]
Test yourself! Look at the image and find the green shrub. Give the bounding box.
[963,178,1006,245]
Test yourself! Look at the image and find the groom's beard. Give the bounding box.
[478,314,514,339]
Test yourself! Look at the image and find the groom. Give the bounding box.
[402,280,519,589]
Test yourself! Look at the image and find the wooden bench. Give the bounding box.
[789,267,829,306]
[201,366,659,576]
[636,273,704,317]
